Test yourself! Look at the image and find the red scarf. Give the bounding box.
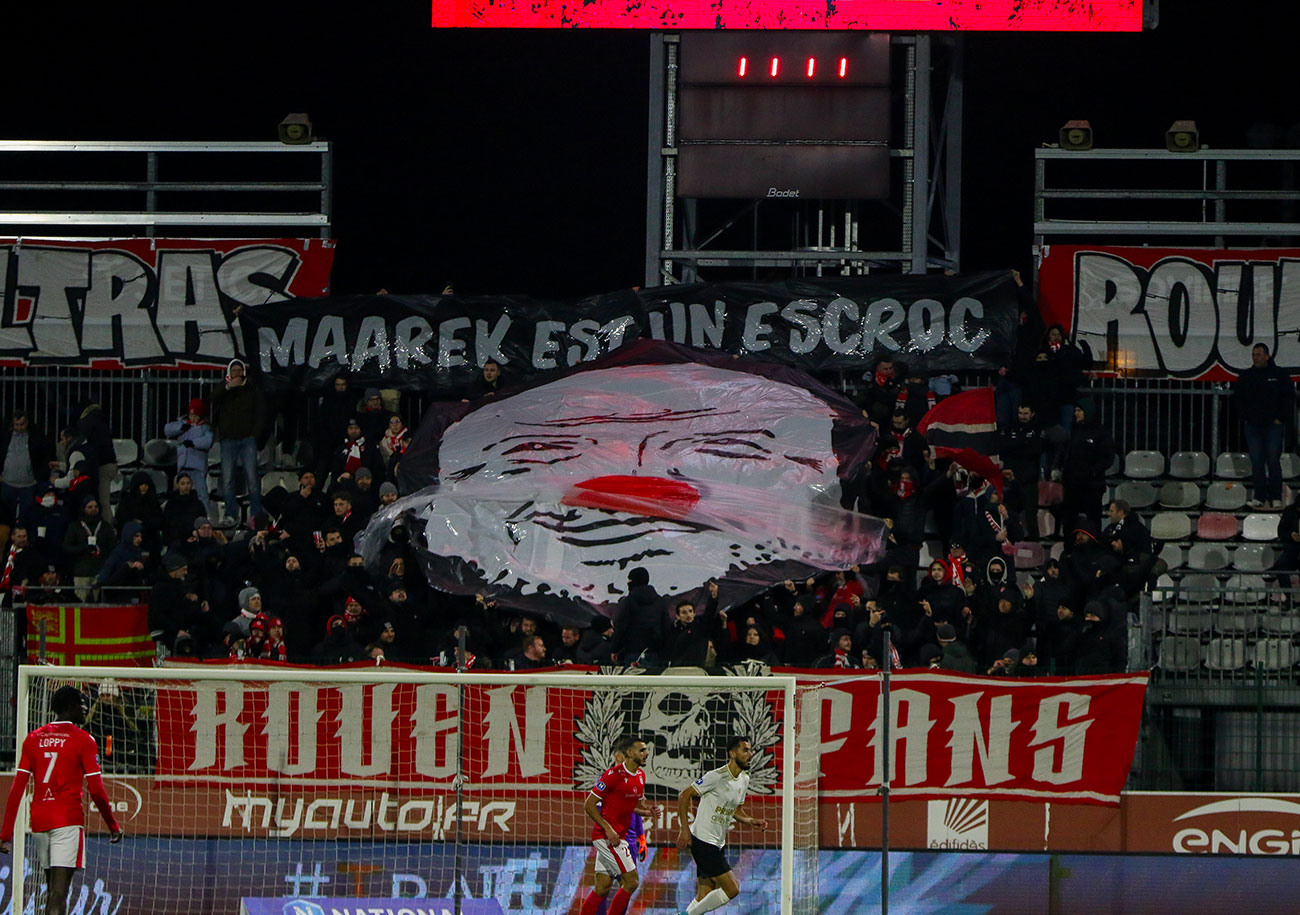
[945,555,966,586]
[342,436,366,475]
[383,426,406,454]
[0,545,16,590]
[833,647,854,668]
[894,476,916,500]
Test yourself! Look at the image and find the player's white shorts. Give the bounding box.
[592,837,636,876]
[31,825,85,870]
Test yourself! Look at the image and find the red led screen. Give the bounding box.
[433,0,1142,31]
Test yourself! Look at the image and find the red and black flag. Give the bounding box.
[917,387,1003,493]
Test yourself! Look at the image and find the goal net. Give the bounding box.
[11,665,820,915]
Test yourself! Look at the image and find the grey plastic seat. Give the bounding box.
[1169,451,1211,479]
[1215,452,1252,479]
[1150,512,1193,541]
[1187,542,1231,572]
[1165,606,1213,634]
[1232,544,1277,572]
[1205,481,1249,511]
[112,438,140,467]
[1215,609,1259,634]
[1282,453,1300,480]
[1158,542,1186,571]
[1223,574,1269,605]
[1158,481,1201,509]
[1260,610,1300,635]
[1206,638,1248,670]
[1159,636,1203,672]
[1124,450,1165,479]
[142,437,176,467]
[1243,513,1281,542]
[1115,480,1158,510]
[1254,638,1297,671]
[1107,454,1122,477]
[1178,572,1223,605]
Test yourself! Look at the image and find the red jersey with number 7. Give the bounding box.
[589,763,646,841]
[2,722,119,838]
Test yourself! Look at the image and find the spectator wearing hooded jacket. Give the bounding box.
[94,521,151,596]
[1234,342,1295,509]
[116,470,166,557]
[1057,399,1115,533]
[210,358,267,522]
[609,567,665,665]
[162,473,205,547]
[18,482,68,568]
[314,375,358,479]
[313,614,364,664]
[164,398,214,509]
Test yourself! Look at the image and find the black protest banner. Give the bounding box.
[238,271,1017,393]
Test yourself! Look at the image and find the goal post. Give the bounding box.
[12,664,820,915]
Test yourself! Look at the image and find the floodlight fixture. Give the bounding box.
[1059,119,1094,151]
[278,113,314,145]
[1166,120,1199,153]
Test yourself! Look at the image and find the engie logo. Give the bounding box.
[1172,798,1300,855]
[926,798,988,850]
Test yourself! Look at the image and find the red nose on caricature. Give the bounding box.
[563,475,700,520]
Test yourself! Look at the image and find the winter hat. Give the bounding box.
[164,552,189,572]
[188,398,207,416]
[1002,648,1021,664]
[364,388,382,401]
[238,587,260,611]
[935,623,958,642]
[193,516,212,531]
[628,567,650,587]
[379,482,398,497]
[355,467,373,481]
[249,614,269,634]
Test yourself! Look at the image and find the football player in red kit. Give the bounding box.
[1,685,123,915]
[580,735,651,915]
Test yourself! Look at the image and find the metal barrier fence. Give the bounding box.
[2,368,436,472]
[1130,581,1300,792]
[1,368,218,449]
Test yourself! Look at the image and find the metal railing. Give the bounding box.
[0,140,332,237]
[1129,582,1300,792]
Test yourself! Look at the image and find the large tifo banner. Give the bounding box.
[237,271,1018,394]
[1038,245,1300,380]
[154,670,1146,806]
[26,605,154,666]
[0,237,334,368]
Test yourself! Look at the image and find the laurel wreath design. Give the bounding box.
[729,684,781,795]
[572,666,645,789]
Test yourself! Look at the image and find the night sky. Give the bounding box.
[6,2,1296,299]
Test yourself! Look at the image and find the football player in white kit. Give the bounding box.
[674,737,767,915]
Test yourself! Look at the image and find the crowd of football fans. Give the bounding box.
[1,273,1290,678]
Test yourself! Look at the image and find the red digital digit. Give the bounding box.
[738,56,748,77]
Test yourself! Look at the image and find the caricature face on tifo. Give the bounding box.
[412,363,876,602]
